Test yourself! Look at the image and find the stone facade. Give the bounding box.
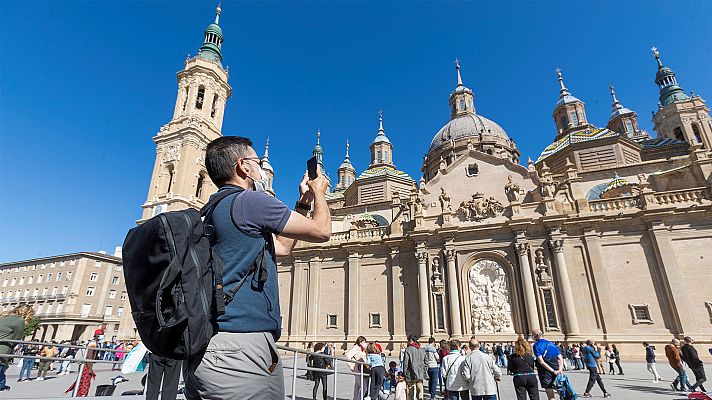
[0,251,132,342]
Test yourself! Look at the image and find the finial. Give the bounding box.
[455,58,463,86]
[317,129,321,145]
[264,138,270,158]
[609,83,621,109]
[652,46,662,67]
[215,1,222,24]
[556,67,570,96]
[345,140,350,159]
[378,109,384,132]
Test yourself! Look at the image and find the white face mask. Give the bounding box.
[250,166,269,193]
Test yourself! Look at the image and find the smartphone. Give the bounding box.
[307,156,318,180]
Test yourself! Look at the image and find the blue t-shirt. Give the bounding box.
[368,353,384,367]
[533,339,560,369]
[209,186,291,339]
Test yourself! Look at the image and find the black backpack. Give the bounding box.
[122,187,265,359]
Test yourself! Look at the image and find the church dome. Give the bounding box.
[429,114,510,152]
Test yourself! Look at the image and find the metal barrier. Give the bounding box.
[1,339,371,399]
[275,344,371,400]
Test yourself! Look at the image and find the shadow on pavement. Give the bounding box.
[617,383,688,398]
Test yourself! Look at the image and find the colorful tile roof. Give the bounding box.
[357,166,414,181]
[537,128,620,162]
[640,137,686,149]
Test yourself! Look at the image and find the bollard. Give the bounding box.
[332,355,338,399]
[291,351,298,399]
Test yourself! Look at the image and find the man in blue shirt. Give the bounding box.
[531,329,563,400]
[185,136,331,400]
[580,340,611,398]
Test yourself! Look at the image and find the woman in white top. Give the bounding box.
[440,339,469,400]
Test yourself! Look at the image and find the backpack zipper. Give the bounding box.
[182,212,211,333]
[158,214,177,259]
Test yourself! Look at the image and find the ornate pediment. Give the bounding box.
[457,192,504,221]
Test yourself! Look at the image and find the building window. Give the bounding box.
[95,261,102,268]
[109,290,116,299]
[166,165,175,193]
[629,304,653,324]
[466,163,479,177]
[673,127,685,141]
[23,288,30,297]
[542,289,559,329]
[19,277,25,286]
[56,303,63,314]
[326,314,338,329]
[434,293,446,331]
[2,279,6,287]
[369,312,382,328]
[86,287,95,297]
[195,85,205,109]
[81,304,91,317]
[49,262,55,268]
[52,287,58,296]
[90,272,98,282]
[69,259,76,266]
[210,94,219,118]
[59,261,65,267]
[28,276,34,285]
[377,150,382,163]
[66,271,73,280]
[33,288,39,296]
[10,278,16,286]
[46,303,53,314]
[692,123,703,145]
[569,110,579,127]
[117,307,124,317]
[105,306,113,316]
[42,287,48,296]
[120,291,127,301]
[111,276,120,285]
[624,120,634,134]
[47,273,52,282]
[56,272,62,281]
[182,87,189,112]
[62,286,68,295]
[195,174,205,198]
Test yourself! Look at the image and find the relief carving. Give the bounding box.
[504,175,523,202]
[431,257,443,291]
[457,193,505,221]
[469,259,515,334]
[162,145,181,163]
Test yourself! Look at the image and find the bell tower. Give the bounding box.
[140,5,232,222]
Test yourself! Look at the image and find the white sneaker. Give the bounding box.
[35,378,43,381]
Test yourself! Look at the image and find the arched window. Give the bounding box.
[692,123,703,145]
[459,99,465,111]
[624,120,634,134]
[673,127,684,141]
[195,174,205,199]
[182,87,189,112]
[166,165,175,193]
[211,94,219,118]
[569,110,579,126]
[377,150,382,163]
[196,85,205,109]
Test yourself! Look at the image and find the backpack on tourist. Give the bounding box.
[122,187,264,359]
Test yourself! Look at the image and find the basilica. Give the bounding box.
[140,7,712,357]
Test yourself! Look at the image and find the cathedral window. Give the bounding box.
[673,127,684,141]
[568,110,579,127]
[196,85,205,109]
[326,314,338,328]
[368,312,382,328]
[182,87,189,113]
[692,123,703,145]
[542,289,558,329]
[434,293,446,331]
[558,114,568,131]
[210,94,219,118]
[629,304,653,324]
[466,163,479,177]
[459,99,465,111]
[166,165,175,193]
[624,120,634,134]
[377,150,382,163]
[195,173,205,199]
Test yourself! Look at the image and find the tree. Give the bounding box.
[23,317,41,337]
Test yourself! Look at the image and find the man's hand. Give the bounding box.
[307,169,329,197]
[298,171,313,203]
[555,369,562,375]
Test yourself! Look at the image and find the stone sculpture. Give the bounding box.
[439,187,452,212]
[504,175,522,202]
[457,193,504,221]
[468,259,514,334]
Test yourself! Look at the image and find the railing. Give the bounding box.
[653,187,708,205]
[329,226,389,242]
[1,339,369,399]
[0,294,68,303]
[589,197,641,212]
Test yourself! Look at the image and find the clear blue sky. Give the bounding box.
[1,1,711,262]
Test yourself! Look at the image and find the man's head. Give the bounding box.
[470,339,481,350]
[449,339,461,350]
[586,339,593,346]
[643,342,649,347]
[408,335,418,344]
[531,328,544,340]
[683,336,694,344]
[206,136,266,190]
[671,338,680,346]
[428,337,435,345]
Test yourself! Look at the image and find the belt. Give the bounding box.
[514,372,537,376]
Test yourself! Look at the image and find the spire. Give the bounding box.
[652,46,663,68]
[312,129,323,166]
[373,110,390,143]
[261,138,274,172]
[378,110,384,132]
[455,58,463,86]
[610,84,622,110]
[198,3,224,65]
[651,46,688,106]
[345,140,350,159]
[556,67,571,97]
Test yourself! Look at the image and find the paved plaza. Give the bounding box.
[1,356,703,400]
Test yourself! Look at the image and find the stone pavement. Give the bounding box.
[1,357,704,399]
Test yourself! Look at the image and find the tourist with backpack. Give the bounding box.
[125,136,331,400]
[440,339,468,400]
[532,329,564,400]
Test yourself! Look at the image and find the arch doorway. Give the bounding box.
[468,259,515,334]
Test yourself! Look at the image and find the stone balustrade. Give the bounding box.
[589,197,641,212]
[588,187,710,213]
[328,227,388,243]
[653,187,708,205]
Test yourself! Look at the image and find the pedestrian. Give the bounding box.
[532,329,563,400]
[37,343,58,380]
[19,344,38,382]
[0,304,34,391]
[507,335,538,400]
[572,344,582,370]
[145,353,182,400]
[440,339,468,400]
[438,340,450,393]
[665,338,693,392]
[309,343,329,400]
[643,342,662,382]
[65,336,98,397]
[594,342,605,375]
[367,342,386,400]
[304,342,314,380]
[395,373,407,400]
[580,340,611,398]
[461,339,501,400]
[611,344,623,375]
[605,345,616,374]
[681,336,707,392]
[387,361,399,394]
[566,345,575,370]
[183,136,332,400]
[462,344,470,355]
[403,335,427,400]
[61,342,77,375]
[424,337,441,400]
[346,336,369,400]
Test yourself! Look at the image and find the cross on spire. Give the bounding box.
[556,67,570,96]
[378,109,384,132]
[651,46,663,67]
[215,1,222,24]
[609,83,621,109]
[455,58,463,86]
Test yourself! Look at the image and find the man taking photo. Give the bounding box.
[184,136,331,399]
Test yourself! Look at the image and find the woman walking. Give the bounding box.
[0,304,34,391]
[605,345,616,374]
[507,335,539,400]
[346,336,368,400]
[612,344,624,375]
[367,342,386,400]
[309,343,328,400]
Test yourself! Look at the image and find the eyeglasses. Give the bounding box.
[234,157,263,169]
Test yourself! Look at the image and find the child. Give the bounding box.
[367,342,385,400]
[387,361,398,392]
[395,373,407,400]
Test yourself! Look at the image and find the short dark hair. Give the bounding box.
[643,342,649,346]
[408,335,418,343]
[449,339,461,349]
[205,136,253,187]
[428,337,435,344]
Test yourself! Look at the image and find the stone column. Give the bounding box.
[389,247,407,341]
[444,249,462,337]
[306,257,321,338]
[549,239,579,335]
[347,253,361,341]
[288,260,306,342]
[515,242,540,332]
[417,251,431,338]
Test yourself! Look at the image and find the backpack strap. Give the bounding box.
[200,187,245,217]
[223,244,266,305]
